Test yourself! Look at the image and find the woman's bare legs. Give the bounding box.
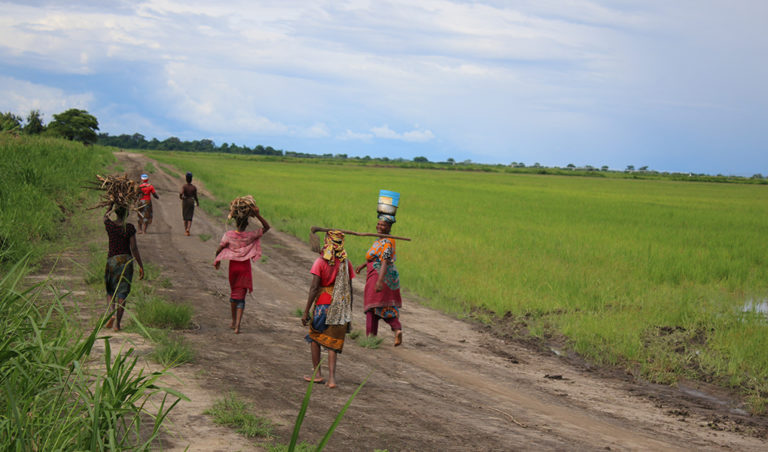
[234,307,244,334]
[304,341,324,383]
[326,350,338,388]
[105,296,115,328]
[114,298,126,331]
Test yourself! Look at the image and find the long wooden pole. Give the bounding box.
[310,226,411,241]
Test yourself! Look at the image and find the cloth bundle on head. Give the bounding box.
[141,174,148,181]
[321,230,347,265]
[377,213,396,224]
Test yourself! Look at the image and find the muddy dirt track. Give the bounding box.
[107,153,768,451]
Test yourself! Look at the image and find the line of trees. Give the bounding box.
[1,108,100,144]
[96,133,285,156]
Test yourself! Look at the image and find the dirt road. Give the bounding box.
[118,152,767,451]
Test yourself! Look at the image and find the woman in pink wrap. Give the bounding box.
[214,204,270,334]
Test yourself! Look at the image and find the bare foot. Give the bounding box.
[304,375,325,383]
[105,317,115,329]
[113,326,121,332]
[234,328,240,334]
[394,330,403,347]
[326,381,338,389]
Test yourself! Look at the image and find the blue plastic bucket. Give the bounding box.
[378,190,400,207]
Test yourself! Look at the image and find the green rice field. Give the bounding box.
[150,151,768,410]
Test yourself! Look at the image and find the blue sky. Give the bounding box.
[1,1,766,175]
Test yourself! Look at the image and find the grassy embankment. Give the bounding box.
[0,135,114,268]
[0,135,186,449]
[151,151,768,412]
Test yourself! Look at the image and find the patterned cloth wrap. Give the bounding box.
[321,229,347,264]
[105,254,134,299]
[367,238,400,291]
[372,306,399,320]
[137,200,153,224]
[321,230,352,325]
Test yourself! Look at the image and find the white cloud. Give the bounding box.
[360,125,436,142]
[302,123,331,138]
[338,129,373,141]
[0,76,94,118]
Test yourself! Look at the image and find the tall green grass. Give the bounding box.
[0,135,114,269]
[150,151,768,407]
[0,258,185,450]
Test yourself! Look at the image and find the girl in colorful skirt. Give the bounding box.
[104,205,144,331]
[214,204,270,334]
[303,230,355,388]
[356,214,403,346]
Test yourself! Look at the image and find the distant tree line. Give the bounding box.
[4,107,765,184]
[96,133,285,156]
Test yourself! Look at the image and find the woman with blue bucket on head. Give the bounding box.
[355,190,404,346]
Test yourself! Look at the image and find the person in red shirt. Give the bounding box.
[302,230,355,388]
[137,174,159,234]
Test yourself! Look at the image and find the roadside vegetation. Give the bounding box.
[0,135,114,269]
[0,135,189,449]
[0,262,184,450]
[151,151,768,412]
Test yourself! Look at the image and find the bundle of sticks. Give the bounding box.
[309,225,411,252]
[86,174,142,211]
[228,195,258,220]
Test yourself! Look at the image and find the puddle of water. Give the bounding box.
[742,299,768,316]
[677,384,749,416]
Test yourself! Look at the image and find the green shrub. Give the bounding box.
[151,333,195,367]
[205,392,272,438]
[134,297,193,329]
[355,335,383,349]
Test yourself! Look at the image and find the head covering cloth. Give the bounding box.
[321,230,347,265]
[377,213,396,224]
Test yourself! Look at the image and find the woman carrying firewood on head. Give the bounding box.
[137,174,159,234]
[214,197,270,334]
[104,204,144,331]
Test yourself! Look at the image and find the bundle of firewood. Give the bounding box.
[87,174,142,211]
[228,195,257,220]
